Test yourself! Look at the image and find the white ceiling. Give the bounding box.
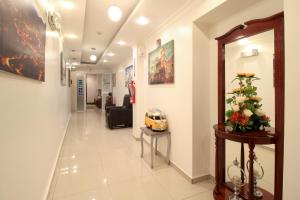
[100,0,192,68]
[80,0,138,65]
[53,0,87,64]
[55,0,196,69]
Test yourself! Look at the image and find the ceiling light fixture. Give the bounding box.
[90,55,97,62]
[65,33,77,39]
[72,62,80,66]
[46,31,59,37]
[108,5,122,22]
[117,40,126,46]
[136,16,150,25]
[40,0,55,12]
[107,52,115,57]
[60,0,75,9]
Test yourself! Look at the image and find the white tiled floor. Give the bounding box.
[48,108,214,200]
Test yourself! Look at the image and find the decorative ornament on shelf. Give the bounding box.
[225,73,271,132]
[227,158,247,200]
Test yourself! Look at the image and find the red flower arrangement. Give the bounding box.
[226,73,271,132]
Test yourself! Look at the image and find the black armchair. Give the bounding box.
[106,94,132,129]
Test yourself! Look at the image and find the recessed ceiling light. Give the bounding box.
[90,55,97,62]
[117,40,126,46]
[136,16,150,25]
[103,59,108,63]
[107,52,115,57]
[46,31,59,37]
[60,0,75,9]
[108,5,122,22]
[72,62,80,66]
[40,0,55,12]
[65,33,77,39]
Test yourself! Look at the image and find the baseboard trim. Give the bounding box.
[141,139,211,184]
[43,113,71,200]
[191,174,212,184]
[167,158,211,184]
[132,134,141,141]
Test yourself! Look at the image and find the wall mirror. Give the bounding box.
[214,12,284,200]
[225,30,275,193]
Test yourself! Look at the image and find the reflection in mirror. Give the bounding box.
[224,30,275,194]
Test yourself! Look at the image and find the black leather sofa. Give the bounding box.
[106,94,133,129]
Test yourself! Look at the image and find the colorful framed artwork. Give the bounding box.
[0,0,46,81]
[125,65,133,87]
[148,40,174,84]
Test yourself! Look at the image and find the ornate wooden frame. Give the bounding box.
[214,12,284,200]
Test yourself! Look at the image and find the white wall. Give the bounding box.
[283,0,300,199]
[0,27,71,200]
[133,0,228,178]
[112,58,132,106]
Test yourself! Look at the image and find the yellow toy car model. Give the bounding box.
[145,109,168,131]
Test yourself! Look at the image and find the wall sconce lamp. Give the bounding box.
[241,49,259,58]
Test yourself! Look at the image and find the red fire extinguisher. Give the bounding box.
[129,80,136,104]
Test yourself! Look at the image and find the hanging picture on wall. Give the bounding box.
[148,40,174,84]
[68,69,71,87]
[0,0,46,81]
[60,52,66,86]
[125,65,134,87]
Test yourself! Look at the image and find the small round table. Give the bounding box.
[213,124,276,200]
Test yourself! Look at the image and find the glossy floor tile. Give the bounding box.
[48,108,274,200]
[47,109,214,200]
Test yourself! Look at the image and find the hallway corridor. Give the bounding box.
[48,109,214,200]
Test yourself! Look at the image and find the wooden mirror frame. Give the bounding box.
[215,12,284,200]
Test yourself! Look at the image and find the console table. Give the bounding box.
[140,127,171,168]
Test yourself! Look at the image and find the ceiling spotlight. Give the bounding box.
[90,55,97,62]
[136,16,150,25]
[46,31,59,37]
[60,0,75,9]
[72,62,80,66]
[108,5,122,22]
[117,40,126,46]
[65,33,77,39]
[107,52,115,57]
[103,59,108,63]
[40,0,55,12]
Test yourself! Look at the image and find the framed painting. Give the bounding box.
[60,52,66,86]
[125,65,133,87]
[148,40,174,84]
[0,0,46,81]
